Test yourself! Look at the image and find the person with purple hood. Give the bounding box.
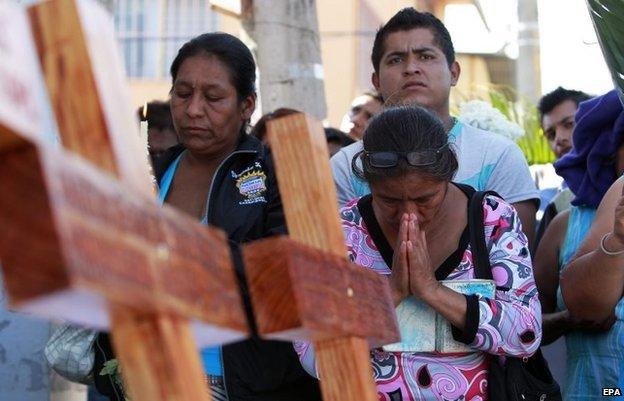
[533,89,624,401]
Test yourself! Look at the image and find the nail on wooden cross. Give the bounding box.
[0,2,249,401]
[242,113,400,401]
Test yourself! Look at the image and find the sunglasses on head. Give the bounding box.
[362,144,448,168]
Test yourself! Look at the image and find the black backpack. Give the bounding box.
[469,190,562,401]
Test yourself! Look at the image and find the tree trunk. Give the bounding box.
[516,0,542,103]
[243,0,327,120]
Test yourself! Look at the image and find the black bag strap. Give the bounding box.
[471,192,562,400]
[468,190,499,281]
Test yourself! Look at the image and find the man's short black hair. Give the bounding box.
[371,8,455,74]
[537,87,592,124]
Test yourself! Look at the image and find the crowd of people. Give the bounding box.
[47,6,624,401]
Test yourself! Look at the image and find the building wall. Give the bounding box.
[124,1,508,125]
[129,80,171,110]
[316,0,498,125]
[123,0,221,106]
[451,54,493,106]
[317,1,358,126]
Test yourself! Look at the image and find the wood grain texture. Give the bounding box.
[109,306,213,401]
[243,236,398,347]
[266,114,345,256]
[0,3,46,147]
[0,146,248,345]
[27,0,118,179]
[315,337,378,401]
[0,146,68,303]
[22,2,221,401]
[266,113,397,401]
[28,0,152,196]
[0,126,30,155]
[74,0,153,194]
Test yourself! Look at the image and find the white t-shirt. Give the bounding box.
[330,120,540,206]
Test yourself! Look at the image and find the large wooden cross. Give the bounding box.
[0,1,398,401]
[0,2,249,401]
[243,114,399,401]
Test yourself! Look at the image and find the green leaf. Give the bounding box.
[99,359,128,400]
[100,359,119,376]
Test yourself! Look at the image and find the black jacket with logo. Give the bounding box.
[94,134,321,401]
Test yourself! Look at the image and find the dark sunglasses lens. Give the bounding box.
[406,151,436,166]
[369,152,399,168]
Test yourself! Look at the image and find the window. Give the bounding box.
[114,0,219,78]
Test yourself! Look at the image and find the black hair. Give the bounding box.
[538,87,592,124]
[324,127,355,147]
[136,101,174,130]
[353,106,458,183]
[371,8,455,73]
[170,32,256,102]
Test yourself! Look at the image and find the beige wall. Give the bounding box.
[317,0,497,126]
[451,54,492,106]
[317,0,505,125]
[317,0,418,126]
[128,1,506,126]
[317,1,357,126]
[217,12,243,36]
[129,80,171,110]
[128,10,242,111]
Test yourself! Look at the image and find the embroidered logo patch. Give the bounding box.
[234,168,267,205]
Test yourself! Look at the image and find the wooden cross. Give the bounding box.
[242,114,399,401]
[0,2,399,401]
[0,2,248,401]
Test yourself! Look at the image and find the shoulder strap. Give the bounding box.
[468,190,499,281]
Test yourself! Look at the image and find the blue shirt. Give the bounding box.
[159,151,222,376]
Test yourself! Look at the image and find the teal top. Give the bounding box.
[158,151,222,376]
[557,206,624,400]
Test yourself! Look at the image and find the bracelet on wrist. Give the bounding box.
[600,232,624,256]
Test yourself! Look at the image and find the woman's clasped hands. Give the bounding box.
[389,213,441,306]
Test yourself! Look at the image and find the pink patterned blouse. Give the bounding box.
[295,192,542,401]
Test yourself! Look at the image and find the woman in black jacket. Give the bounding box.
[94,32,321,401]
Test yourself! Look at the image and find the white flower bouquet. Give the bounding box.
[458,100,525,141]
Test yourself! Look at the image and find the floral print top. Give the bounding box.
[295,190,542,401]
